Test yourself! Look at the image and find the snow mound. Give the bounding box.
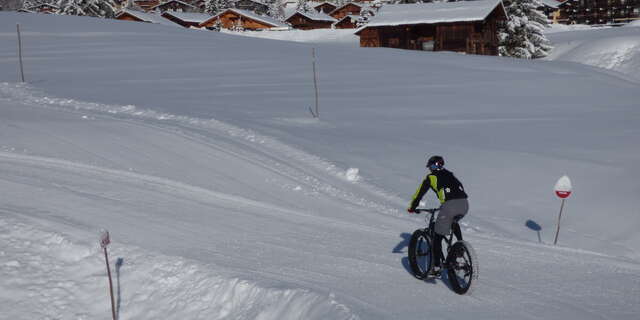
[546,26,640,81]
[0,214,358,320]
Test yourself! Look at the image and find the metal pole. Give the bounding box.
[104,247,116,320]
[553,198,565,245]
[312,48,319,118]
[17,24,25,82]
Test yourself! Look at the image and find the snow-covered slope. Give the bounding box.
[1,13,639,319]
[546,25,640,82]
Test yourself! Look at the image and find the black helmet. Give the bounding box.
[427,155,444,170]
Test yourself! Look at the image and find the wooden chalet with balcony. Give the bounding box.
[199,8,289,30]
[286,10,337,29]
[557,0,640,25]
[330,2,371,20]
[355,0,507,55]
[230,0,270,15]
[134,0,162,11]
[314,2,338,14]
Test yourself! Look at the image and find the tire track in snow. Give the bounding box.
[0,82,401,216]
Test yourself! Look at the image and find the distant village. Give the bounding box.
[5,0,640,57]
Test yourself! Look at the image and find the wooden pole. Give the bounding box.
[553,198,565,245]
[103,247,116,320]
[311,48,319,118]
[17,24,25,82]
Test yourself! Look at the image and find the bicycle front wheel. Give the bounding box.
[408,229,433,280]
[446,240,478,295]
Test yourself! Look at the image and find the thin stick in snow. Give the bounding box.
[310,48,319,118]
[17,24,25,83]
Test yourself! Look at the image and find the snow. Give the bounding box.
[1,11,640,319]
[546,24,640,81]
[360,0,504,29]
[554,175,572,192]
[116,8,180,26]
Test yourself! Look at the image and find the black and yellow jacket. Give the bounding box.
[409,168,468,210]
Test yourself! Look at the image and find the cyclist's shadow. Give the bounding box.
[393,233,456,290]
[393,233,413,274]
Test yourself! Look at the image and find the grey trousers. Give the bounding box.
[435,199,469,236]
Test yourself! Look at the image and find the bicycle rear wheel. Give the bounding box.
[408,229,433,280]
[446,240,478,295]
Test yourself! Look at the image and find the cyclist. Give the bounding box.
[408,155,468,275]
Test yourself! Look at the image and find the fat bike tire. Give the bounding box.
[446,240,478,295]
[408,229,433,280]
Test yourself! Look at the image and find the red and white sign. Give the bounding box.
[100,230,111,248]
[554,175,572,199]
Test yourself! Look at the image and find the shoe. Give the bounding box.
[429,265,442,277]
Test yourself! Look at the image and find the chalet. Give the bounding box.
[334,15,360,29]
[314,2,338,14]
[115,8,175,25]
[556,0,640,25]
[355,0,508,55]
[330,2,371,20]
[199,8,289,30]
[230,0,270,16]
[285,10,337,30]
[134,0,162,11]
[161,11,212,27]
[538,0,563,23]
[150,0,198,13]
[24,3,59,14]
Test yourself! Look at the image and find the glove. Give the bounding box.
[407,208,415,214]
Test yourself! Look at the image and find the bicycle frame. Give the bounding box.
[414,208,462,257]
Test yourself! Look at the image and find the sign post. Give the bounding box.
[100,230,116,320]
[553,176,572,245]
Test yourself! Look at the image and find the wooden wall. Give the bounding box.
[201,11,274,30]
[358,6,504,55]
[331,4,362,20]
[286,14,333,30]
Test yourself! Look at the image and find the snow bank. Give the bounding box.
[226,29,359,46]
[0,214,357,320]
[546,25,640,81]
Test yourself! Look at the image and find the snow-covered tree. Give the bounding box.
[295,0,314,13]
[2,0,25,10]
[266,0,285,20]
[56,0,119,18]
[499,0,552,59]
[205,0,231,14]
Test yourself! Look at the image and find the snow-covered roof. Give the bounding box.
[359,0,505,29]
[162,11,212,23]
[538,0,564,8]
[27,3,59,10]
[286,10,337,22]
[211,8,289,28]
[336,15,360,23]
[313,1,338,8]
[116,9,177,26]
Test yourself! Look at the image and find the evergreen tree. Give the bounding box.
[296,0,313,13]
[57,0,118,18]
[499,0,552,59]
[266,0,285,20]
[205,0,231,15]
